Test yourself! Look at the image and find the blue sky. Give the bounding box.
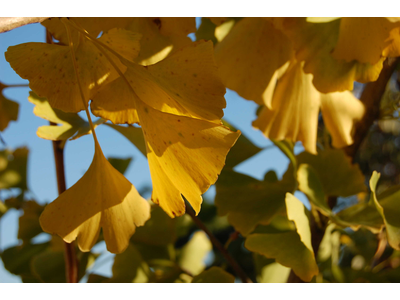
[0,19,303,282]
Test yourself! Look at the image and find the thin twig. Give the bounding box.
[185,203,252,283]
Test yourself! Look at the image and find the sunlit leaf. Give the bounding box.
[18,200,44,242]
[320,91,365,148]
[136,100,239,217]
[280,17,384,93]
[332,18,400,64]
[253,60,320,154]
[28,91,105,141]
[192,266,235,283]
[215,169,294,235]
[245,194,318,282]
[39,142,151,253]
[178,231,212,276]
[214,17,293,105]
[42,17,134,46]
[126,17,195,65]
[92,40,226,124]
[108,243,150,283]
[5,27,140,112]
[253,254,291,283]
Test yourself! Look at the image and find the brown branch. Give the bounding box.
[50,129,79,283]
[46,29,78,283]
[185,203,252,283]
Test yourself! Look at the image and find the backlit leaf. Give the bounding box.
[5,27,140,112]
[214,17,293,105]
[280,17,384,93]
[39,142,151,253]
[332,18,400,64]
[28,91,105,141]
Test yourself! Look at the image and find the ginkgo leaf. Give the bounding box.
[296,148,366,197]
[192,267,235,283]
[280,17,384,93]
[370,171,400,250]
[214,17,293,105]
[178,231,212,276]
[0,147,29,190]
[18,201,44,242]
[39,142,151,253]
[105,124,147,156]
[215,169,295,235]
[5,27,141,112]
[0,91,19,132]
[136,100,240,217]
[42,17,134,46]
[91,40,226,124]
[126,17,195,65]
[332,18,400,64]
[28,91,105,141]
[320,91,365,148]
[245,194,319,282]
[253,60,321,154]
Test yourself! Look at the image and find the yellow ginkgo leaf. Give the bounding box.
[42,17,134,46]
[280,17,384,93]
[39,142,151,254]
[5,28,140,113]
[214,17,293,105]
[253,60,320,154]
[0,90,19,132]
[332,17,400,64]
[92,40,226,124]
[320,91,365,148]
[28,91,105,141]
[126,17,195,66]
[136,100,240,217]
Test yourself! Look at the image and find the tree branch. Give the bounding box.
[185,203,252,283]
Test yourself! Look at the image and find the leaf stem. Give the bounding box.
[185,203,252,283]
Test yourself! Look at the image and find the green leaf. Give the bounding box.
[107,157,132,175]
[131,205,176,246]
[222,120,261,168]
[0,147,29,190]
[370,171,400,250]
[1,242,49,276]
[296,148,366,197]
[245,194,319,282]
[215,169,294,235]
[106,123,147,156]
[297,164,331,216]
[271,139,297,174]
[87,274,109,283]
[18,200,44,242]
[195,18,218,44]
[178,231,212,276]
[31,251,66,283]
[28,91,105,142]
[192,267,235,283]
[0,91,19,132]
[108,243,150,283]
